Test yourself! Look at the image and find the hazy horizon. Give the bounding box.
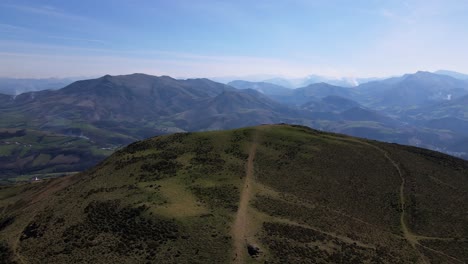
[1,0,468,79]
[0,70,454,84]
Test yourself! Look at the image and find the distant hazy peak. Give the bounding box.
[434,70,468,80]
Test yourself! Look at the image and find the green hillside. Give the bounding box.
[0,124,466,263]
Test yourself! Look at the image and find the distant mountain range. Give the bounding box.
[4,69,466,94]
[224,71,468,158]
[1,74,235,145]
[434,70,468,80]
[357,71,468,111]
[227,80,292,96]
[262,75,381,88]
[0,77,80,95]
[213,74,380,88]
[2,70,468,179]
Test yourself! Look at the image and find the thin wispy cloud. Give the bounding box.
[0,48,322,79]
[380,9,415,24]
[0,40,112,54]
[0,40,293,67]
[0,23,30,32]
[3,4,90,22]
[46,36,106,44]
[0,23,25,30]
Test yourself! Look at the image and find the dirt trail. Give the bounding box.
[270,216,376,249]
[231,131,259,263]
[314,136,466,262]
[414,235,467,242]
[366,145,418,243]
[418,244,465,263]
[326,137,419,247]
[353,140,468,263]
[364,143,430,263]
[383,152,417,246]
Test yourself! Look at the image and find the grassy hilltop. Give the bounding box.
[0,124,467,263]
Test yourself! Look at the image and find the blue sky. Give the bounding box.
[1,0,468,78]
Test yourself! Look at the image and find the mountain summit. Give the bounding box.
[0,124,466,263]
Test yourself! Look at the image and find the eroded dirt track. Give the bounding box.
[231,131,259,263]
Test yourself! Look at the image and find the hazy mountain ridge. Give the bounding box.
[0,77,79,96]
[227,80,292,96]
[261,75,379,88]
[225,71,468,159]
[301,95,360,113]
[232,80,359,106]
[404,93,468,121]
[435,70,468,80]
[2,71,468,180]
[171,89,305,131]
[356,71,468,110]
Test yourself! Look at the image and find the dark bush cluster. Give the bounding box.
[140,159,182,180]
[20,213,53,241]
[61,200,179,258]
[0,216,15,231]
[124,140,159,154]
[224,131,248,160]
[262,222,397,263]
[20,222,44,241]
[275,144,301,169]
[189,138,226,174]
[164,132,191,145]
[114,154,152,170]
[190,152,225,170]
[122,132,189,155]
[193,138,214,155]
[0,241,15,264]
[81,185,130,198]
[117,143,185,168]
[191,185,239,212]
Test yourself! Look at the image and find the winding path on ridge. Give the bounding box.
[382,150,417,247]
[231,130,259,264]
[367,143,464,264]
[330,137,465,263]
[228,132,464,264]
[362,142,427,263]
